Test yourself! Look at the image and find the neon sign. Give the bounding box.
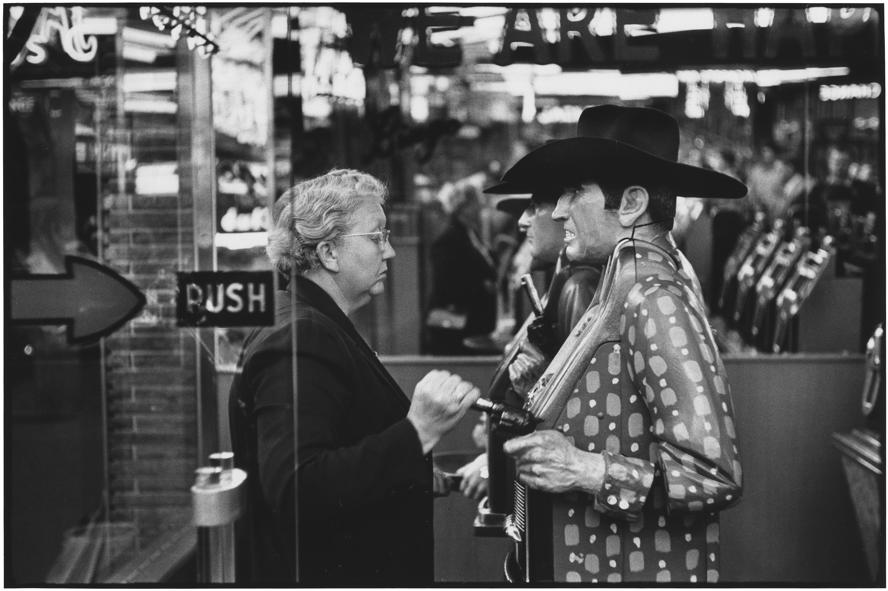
[12,7,98,67]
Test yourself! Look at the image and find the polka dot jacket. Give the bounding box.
[530,237,742,583]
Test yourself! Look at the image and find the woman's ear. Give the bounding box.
[618,186,649,227]
[316,240,340,273]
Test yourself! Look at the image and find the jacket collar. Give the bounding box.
[280,275,409,405]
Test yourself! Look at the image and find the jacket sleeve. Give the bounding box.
[592,285,743,520]
[245,320,428,526]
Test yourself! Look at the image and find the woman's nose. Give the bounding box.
[382,240,396,259]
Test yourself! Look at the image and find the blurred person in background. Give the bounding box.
[807,146,859,256]
[425,181,498,355]
[229,169,481,585]
[746,141,788,223]
[849,159,880,217]
[782,155,810,206]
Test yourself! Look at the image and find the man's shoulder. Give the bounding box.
[625,275,695,313]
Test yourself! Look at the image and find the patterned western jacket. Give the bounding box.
[524,236,742,583]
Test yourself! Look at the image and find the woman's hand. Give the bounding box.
[407,370,481,454]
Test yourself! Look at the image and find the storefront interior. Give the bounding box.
[5,5,884,585]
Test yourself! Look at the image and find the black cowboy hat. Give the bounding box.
[485,104,747,199]
[492,185,562,217]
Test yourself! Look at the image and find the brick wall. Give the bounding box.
[103,186,197,547]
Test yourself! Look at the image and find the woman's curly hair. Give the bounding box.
[267,169,387,275]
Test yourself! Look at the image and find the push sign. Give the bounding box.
[176,271,274,327]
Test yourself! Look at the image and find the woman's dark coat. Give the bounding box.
[229,277,432,585]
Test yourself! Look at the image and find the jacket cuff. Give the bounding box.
[592,451,656,521]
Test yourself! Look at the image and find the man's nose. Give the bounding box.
[517,209,532,229]
[552,195,570,221]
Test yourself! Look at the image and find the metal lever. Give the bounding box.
[472,397,538,434]
[192,451,247,583]
[520,274,544,316]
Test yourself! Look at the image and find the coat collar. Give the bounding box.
[280,275,409,405]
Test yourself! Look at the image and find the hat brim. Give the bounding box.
[484,181,536,195]
[500,137,748,199]
[494,195,531,216]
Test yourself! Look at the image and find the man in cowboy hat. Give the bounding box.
[455,186,600,503]
[497,104,746,583]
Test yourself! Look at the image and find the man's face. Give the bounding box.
[518,201,563,266]
[552,182,622,264]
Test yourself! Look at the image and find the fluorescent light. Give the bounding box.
[122,26,175,48]
[619,73,679,100]
[530,70,677,99]
[756,67,849,87]
[124,98,177,114]
[458,7,508,19]
[656,9,714,33]
[677,69,757,84]
[135,163,179,195]
[215,232,268,251]
[122,71,176,93]
[678,67,849,87]
[122,45,158,64]
[81,17,118,35]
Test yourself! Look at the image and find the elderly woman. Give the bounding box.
[229,169,480,584]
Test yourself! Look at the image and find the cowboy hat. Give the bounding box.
[491,186,563,217]
[486,104,747,199]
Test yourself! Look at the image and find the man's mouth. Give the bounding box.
[564,229,576,242]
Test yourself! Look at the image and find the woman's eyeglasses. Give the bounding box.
[340,229,391,249]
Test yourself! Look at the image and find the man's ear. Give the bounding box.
[316,240,340,272]
[618,186,649,227]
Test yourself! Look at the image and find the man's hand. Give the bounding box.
[456,453,488,500]
[503,430,605,494]
[508,343,547,396]
[408,370,481,454]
